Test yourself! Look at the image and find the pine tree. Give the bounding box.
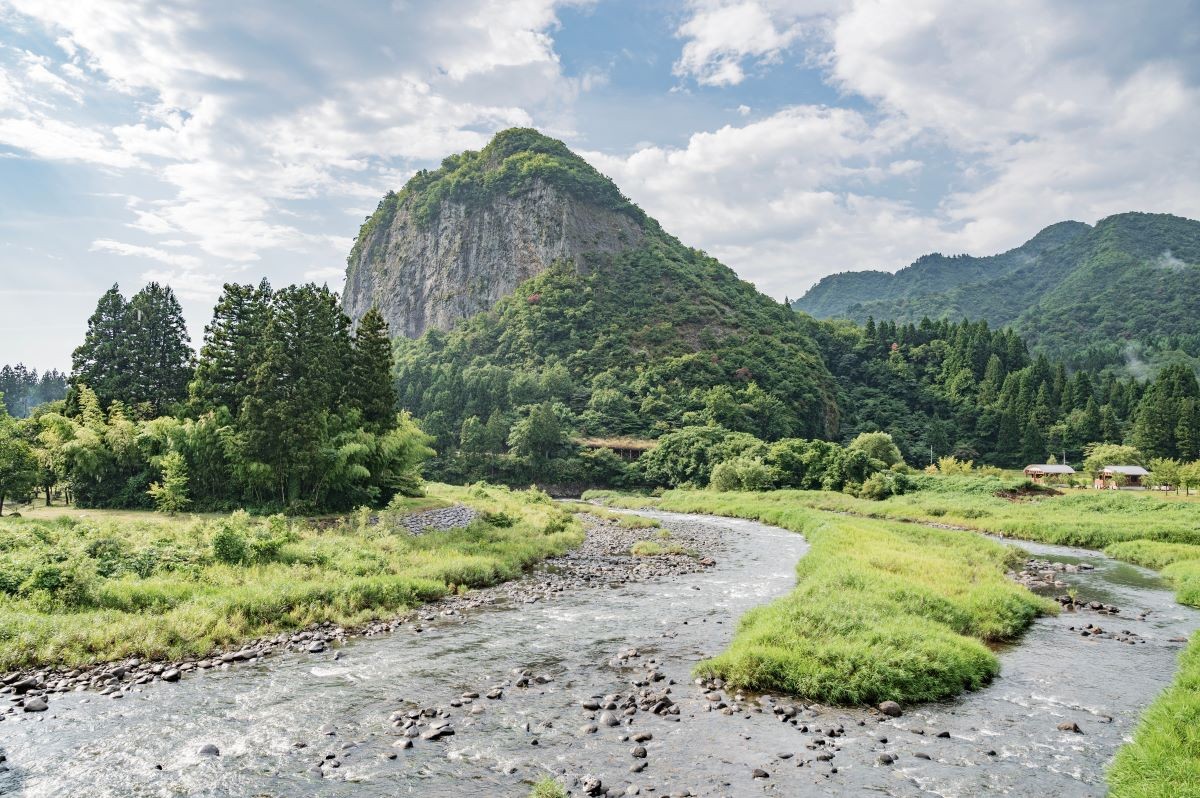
[72,284,130,406]
[996,410,1021,465]
[351,307,396,431]
[1101,404,1123,443]
[239,284,352,504]
[192,281,272,413]
[1176,398,1200,461]
[1080,397,1103,445]
[1020,419,1046,465]
[126,283,194,415]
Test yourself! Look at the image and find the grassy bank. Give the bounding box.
[1108,634,1200,797]
[593,489,1053,704]
[0,484,581,671]
[589,484,1200,796]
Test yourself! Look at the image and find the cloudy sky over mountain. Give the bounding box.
[2,0,1198,367]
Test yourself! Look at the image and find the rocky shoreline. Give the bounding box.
[0,510,718,722]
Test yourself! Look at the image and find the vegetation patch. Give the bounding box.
[616,490,1053,705]
[1108,634,1200,798]
[0,484,581,670]
[629,540,687,557]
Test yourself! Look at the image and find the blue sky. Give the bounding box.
[1,0,1198,370]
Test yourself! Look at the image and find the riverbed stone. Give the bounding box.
[198,744,220,756]
[878,701,902,717]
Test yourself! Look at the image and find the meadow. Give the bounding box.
[0,484,580,671]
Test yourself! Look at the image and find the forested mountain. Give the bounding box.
[347,128,839,484]
[794,213,1200,371]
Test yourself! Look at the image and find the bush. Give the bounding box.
[211,524,249,565]
[709,456,775,492]
[858,470,913,500]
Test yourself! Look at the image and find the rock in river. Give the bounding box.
[878,700,903,717]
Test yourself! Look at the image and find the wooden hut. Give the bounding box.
[1094,465,1150,489]
[1023,464,1075,484]
[576,437,656,462]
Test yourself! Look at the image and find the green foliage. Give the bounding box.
[1083,443,1146,475]
[147,451,190,514]
[72,283,194,416]
[0,407,37,516]
[0,364,67,418]
[848,431,904,467]
[1107,633,1200,797]
[857,470,912,500]
[796,213,1200,374]
[637,490,1050,704]
[709,456,774,492]
[528,777,569,798]
[638,426,766,488]
[0,483,582,670]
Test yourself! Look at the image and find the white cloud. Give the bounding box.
[89,238,200,268]
[673,0,838,86]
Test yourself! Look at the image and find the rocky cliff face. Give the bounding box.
[343,177,645,338]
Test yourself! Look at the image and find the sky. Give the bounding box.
[1,1,1198,370]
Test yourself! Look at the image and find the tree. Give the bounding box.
[147,450,191,514]
[0,408,37,516]
[1082,443,1145,477]
[239,284,353,505]
[1020,420,1046,465]
[72,284,130,406]
[1148,458,1182,493]
[508,401,570,465]
[847,431,904,467]
[125,283,194,415]
[350,307,396,431]
[191,281,272,412]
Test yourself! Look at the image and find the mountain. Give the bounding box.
[343,129,647,338]
[794,213,1200,371]
[342,129,839,472]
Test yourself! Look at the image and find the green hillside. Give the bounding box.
[373,130,839,482]
[794,213,1200,371]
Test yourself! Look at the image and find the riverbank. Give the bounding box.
[0,484,582,675]
[590,486,1200,797]
[0,500,720,720]
[4,508,1187,798]
[591,491,1054,705]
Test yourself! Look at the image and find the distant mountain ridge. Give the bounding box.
[794,212,1200,370]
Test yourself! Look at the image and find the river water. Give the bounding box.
[0,510,1195,797]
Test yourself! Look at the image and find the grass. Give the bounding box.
[565,501,660,528]
[1108,635,1200,798]
[629,540,687,556]
[0,484,581,671]
[601,489,1053,705]
[751,480,1200,549]
[528,777,568,798]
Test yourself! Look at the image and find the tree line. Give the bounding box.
[0,365,67,418]
[0,282,432,515]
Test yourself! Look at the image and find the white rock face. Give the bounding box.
[342,179,645,338]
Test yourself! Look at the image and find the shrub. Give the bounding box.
[212,524,248,565]
[858,470,912,500]
[709,456,776,492]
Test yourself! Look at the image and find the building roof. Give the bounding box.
[1024,464,1075,474]
[1100,465,1150,476]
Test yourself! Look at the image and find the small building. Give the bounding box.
[1094,465,1150,489]
[1023,464,1075,484]
[577,437,657,462]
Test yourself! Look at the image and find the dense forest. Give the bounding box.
[0,365,67,418]
[795,212,1200,372]
[0,283,431,515]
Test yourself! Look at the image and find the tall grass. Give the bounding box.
[0,484,581,670]
[1108,635,1200,798]
[622,491,1053,704]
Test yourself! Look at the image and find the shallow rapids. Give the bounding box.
[0,511,1195,797]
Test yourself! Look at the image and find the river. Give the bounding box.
[0,510,1195,797]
